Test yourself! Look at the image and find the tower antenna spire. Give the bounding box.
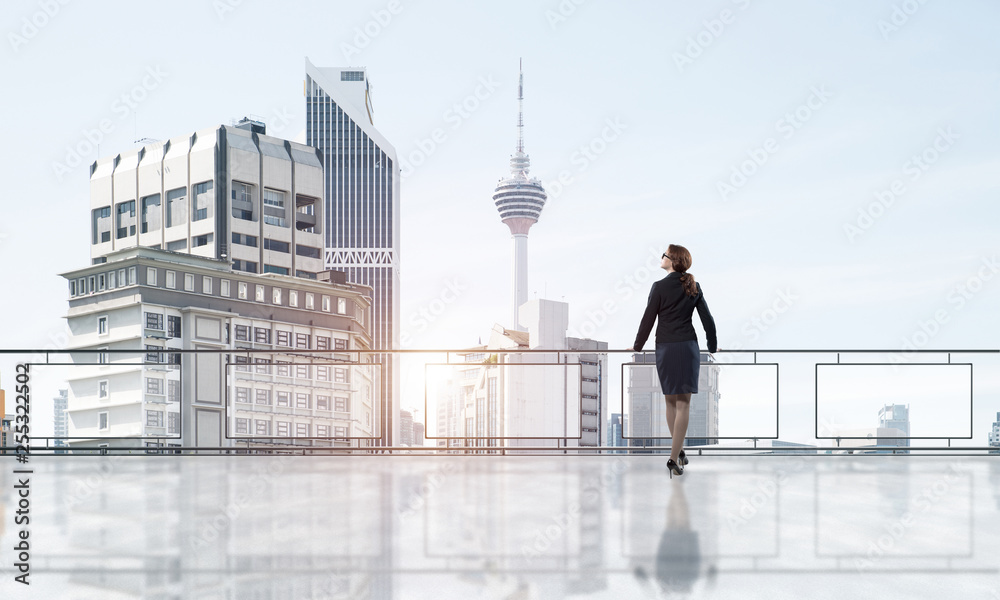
[517,58,524,155]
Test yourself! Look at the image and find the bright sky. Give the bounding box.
[2,0,998,444]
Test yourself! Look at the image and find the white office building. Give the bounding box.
[89,120,326,279]
[434,299,606,450]
[62,247,375,451]
[305,58,401,446]
[53,389,69,453]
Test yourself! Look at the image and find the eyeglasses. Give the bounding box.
[662,253,671,260]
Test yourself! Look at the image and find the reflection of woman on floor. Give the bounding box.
[654,478,702,594]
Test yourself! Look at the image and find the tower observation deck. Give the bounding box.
[493,61,547,331]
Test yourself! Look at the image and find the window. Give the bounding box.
[295,270,317,280]
[70,280,77,296]
[334,397,348,412]
[220,280,230,297]
[255,420,270,435]
[322,295,331,312]
[92,206,111,243]
[166,239,188,252]
[199,276,211,294]
[272,288,282,305]
[235,387,250,403]
[264,238,290,253]
[232,232,258,247]
[276,331,291,347]
[146,378,163,395]
[145,344,163,364]
[147,267,157,286]
[316,395,331,411]
[128,267,136,285]
[146,410,164,427]
[337,297,347,314]
[254,327,271,344]
[235,418,249,434]
[98,380,109,399]
[289,290,298,307]
[316,366,330,381]
[234,355,250,372]
[89,276,96,294]
[296,423,310,437]
[295,393,310,409]
[232,181,254,221]
[168,380,179,403]
[276,421,290,437]
[98,273,106,291]
[108,271,116,289]
[295,333,310,349]
[145,312,164,330]
[334,338,348,350]
[276,391,290,407]
[166,187,187,227]
[99,411,109,430]
[141,194,161,233]
[341,70,364,81]
[254,358,270,374]
[193,234,213,248]
[335,368,348,383]
[165,271,176,289]
[234,325,250,341]
[184,274,194,291]
[316,424,330,437]
[305,293,315,310]
[262,189,287,227]
[238,282,248,300]
[276,361,291,377]
[255,285,265,302]
[116,200,136,238]
[98,348,109,365]
[263,265,289,275]
[316,336,330,350]
[98,316,108,336]
[255,389,271,405]
[295,364,310,379]
[167,316,181,338]
[192,181,213,221]
[334,426,348,438]
[168,412,179,434]
[233,260,258,274]
[295,245,322,259]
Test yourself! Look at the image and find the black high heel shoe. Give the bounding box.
[666,458,684,478]
[679,449,689,466]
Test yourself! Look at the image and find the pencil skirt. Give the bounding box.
[654,340,700,395]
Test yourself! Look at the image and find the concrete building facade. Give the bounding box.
[62,247,375,451]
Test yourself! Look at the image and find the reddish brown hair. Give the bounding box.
[667,244,698,297]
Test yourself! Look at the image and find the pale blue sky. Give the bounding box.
[1,0,998,443]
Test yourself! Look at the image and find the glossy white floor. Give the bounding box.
[2,454,999,599]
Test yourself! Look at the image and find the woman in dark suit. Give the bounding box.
[632,244,717,477]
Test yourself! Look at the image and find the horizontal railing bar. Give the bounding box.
[3,348,999,354]
[8,445,999,453]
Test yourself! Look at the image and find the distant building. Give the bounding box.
[878,404,910,450]
[989,412,999,455]
[435,299,606,451]
[399,410,414,446]
[608,413,625,452]
[627,352,719,449]
[53,389,69,453]
[412,422,425,447]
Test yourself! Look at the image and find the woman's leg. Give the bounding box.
[670,394,691,462]
[664,395,677,438]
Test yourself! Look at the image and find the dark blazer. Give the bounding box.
[633,272,717,353]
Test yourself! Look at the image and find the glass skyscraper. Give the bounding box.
[305,58,401,445]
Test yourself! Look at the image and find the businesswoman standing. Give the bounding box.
[632,244,717,477]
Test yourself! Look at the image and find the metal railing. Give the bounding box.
[2,347,999,455]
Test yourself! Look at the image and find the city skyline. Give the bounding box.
[2,1,998,446]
